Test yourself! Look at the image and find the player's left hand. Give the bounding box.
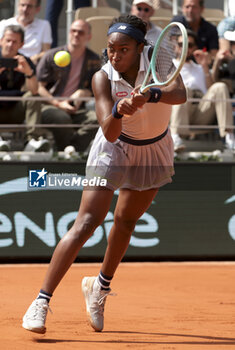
[131,85,150,107]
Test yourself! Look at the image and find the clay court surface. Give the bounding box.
[1,262,235,350]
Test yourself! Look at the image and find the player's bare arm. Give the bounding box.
[92,70,121,142]
[92,70,145,142]
[154,75,186,105]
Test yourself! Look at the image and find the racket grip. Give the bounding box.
[112,100,123,119]
[148,88,162,103]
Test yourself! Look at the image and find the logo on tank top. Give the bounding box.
[116,91,128,97]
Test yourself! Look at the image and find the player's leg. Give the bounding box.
[22,187,114,334]
[102,187,158,276]
[42,188,114,294]
[82,187,158,332]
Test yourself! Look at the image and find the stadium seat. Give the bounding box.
[153,8,172,17]
[203,8,225,19]
[74,6,120,20]
[203,8,224,25]
[205,17,223,26]
[150,16,171,29]
[86,16,115,56]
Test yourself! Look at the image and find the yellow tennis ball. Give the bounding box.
[54,51,71,67]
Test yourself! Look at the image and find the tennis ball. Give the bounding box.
[54,51,71,67]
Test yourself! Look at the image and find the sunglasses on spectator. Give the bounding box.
[178,42,195,48]
[137,6,150,12]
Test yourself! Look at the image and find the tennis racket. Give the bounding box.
[140,22,188,93]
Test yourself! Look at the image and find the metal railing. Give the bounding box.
[0,95,234,131]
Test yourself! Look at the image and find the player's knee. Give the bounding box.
[70,213,101,240]
[114,215,137,234]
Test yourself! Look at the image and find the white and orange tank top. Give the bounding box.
[102,46,172,140]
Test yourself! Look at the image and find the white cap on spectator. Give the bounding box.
[132,0,156,9]
[224,30,235,42]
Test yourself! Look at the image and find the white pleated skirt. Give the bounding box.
[86,128,175,191]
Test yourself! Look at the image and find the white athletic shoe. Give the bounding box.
[24,138,51,152]
[22,299,51,334]
[82,276,112,332]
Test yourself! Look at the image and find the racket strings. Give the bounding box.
[155,26,179,83]
[140,22,187,92]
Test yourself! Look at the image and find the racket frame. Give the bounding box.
[140,22,188,93]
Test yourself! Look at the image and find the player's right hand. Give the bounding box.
[116,97,139,115]
[131,85,150,105]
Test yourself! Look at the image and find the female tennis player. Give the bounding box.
[22,15,186,334]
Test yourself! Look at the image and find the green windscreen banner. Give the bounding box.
[0,162,235,260]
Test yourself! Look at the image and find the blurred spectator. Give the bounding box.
[0,25,50,152]
[46,0,108,48]
[130,0,162,45]
[224,30,235,97]
[224,30,235,56]
[171,0,219,60]
[0,0,52,65]
[211,48,234,97]
[36,19,101,152]
[217,0,235,52]
[211,29,235,97]
[170,30,235,152]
